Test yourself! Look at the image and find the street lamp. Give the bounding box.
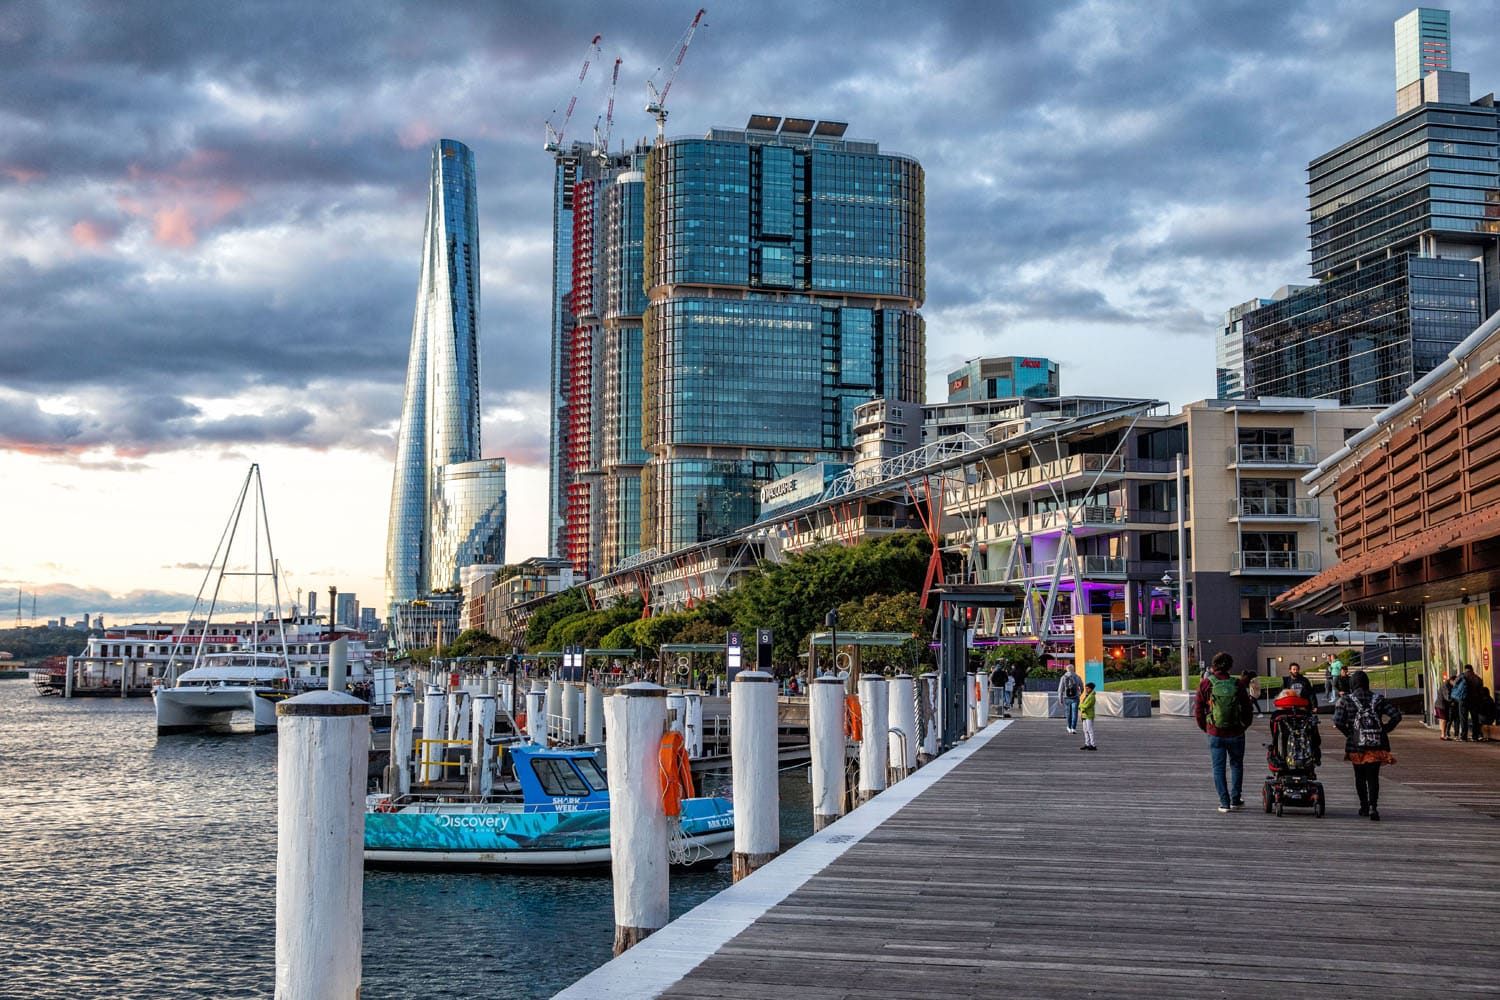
[824,608,839,689]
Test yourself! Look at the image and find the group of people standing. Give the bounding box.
[1196,652,1401,819]
[988,659,1031,717]
[1434,665,1495,742]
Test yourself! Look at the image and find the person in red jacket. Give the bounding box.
[1195,652,1255,812]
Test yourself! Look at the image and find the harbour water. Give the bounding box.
[0,679,812,998]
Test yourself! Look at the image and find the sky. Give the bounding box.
[1,0,1496,622]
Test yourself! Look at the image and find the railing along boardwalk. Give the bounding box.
[564,716,1499,999]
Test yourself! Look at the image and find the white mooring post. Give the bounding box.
[975,671,991,731]
[65,655,74,698]
[858,674,889,803]
[683,690,704,759]
[666,690,686,738]
[121,661,129,697]
[562,682,581,744]
[422,685,445,783]
[274,691,367,1000]
[919,672,939,759]
[387,688,414,796]
[888,673,917,780]
[328,635,348,692]
[810,676,846,832]
[965,671,978,737]
[730,670,778,881]
[585,683,604,744]
[546,680,563,742]
[526,687,546,744]
[447,688,471,744]
[606,682,669,955]
[470,693,497,797]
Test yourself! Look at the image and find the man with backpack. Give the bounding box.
[1194,651,1254,812]
[1057,665,1084,734]
[1451,667,1472,741]
[1460,665,1490,742]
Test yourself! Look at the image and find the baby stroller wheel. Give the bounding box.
[1261,784,1272,813]
[1312,783,1325,818]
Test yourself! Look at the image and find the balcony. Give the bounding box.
[1226,443,1315,468]
[1229,497,1320,521]
[1231,550,1319,574]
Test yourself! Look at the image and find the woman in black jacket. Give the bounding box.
[1332,669,1402,821]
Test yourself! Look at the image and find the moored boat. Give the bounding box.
[364,743,734,870]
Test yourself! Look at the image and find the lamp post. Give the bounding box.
[1163,572,1185,690]
[825,608,841,692]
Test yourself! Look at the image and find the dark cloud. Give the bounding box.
[0,581,257,619]
[1,0,1498,467]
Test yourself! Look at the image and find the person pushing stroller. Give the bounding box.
[1262,685,1326,817]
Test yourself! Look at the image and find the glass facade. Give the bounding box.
[1394,8,1450,91]
[432,460,507,589]
[385,140,502,614]
[946,356,1060,402]
[640,125,926,552]
[1243,255,1481,405]
[600,172,648,573]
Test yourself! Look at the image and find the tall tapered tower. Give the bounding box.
[385,139,504,620]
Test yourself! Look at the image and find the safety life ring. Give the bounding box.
[658,730,695,817]
[373,798,397,814]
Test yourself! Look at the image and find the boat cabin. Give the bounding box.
[508,745,608,814]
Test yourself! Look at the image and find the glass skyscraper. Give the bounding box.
[946,357,1059,402]
[385,139,505,618]
[1238,8,1499,406]
[640,117,926,553]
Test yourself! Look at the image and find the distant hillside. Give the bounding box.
[0,626,95,661]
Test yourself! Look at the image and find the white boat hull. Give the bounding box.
[153,686,282,732]
[363,828,734,870]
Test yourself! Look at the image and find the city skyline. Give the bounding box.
[3,1,1498,616]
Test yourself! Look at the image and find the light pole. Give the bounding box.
[825,608,841,692]
[1163,571,1184,689]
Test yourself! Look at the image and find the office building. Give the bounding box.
[1218,298,1272,399]
[640,116,926,553]
[946,356,1058,402]
[359,607,379,632]
[1238,8,1499,406]
[385,139,507,617]
[335,593,359,629]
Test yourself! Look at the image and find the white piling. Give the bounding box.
[809,676,846,832]
[858,674,889,803]
[546,680,563,742]
[888,673,917,779]
[918,672,939,758]
[605,682,669,955]
[562,682,581,744]
[730,670,779,881]
[421,685,445,783]
[447,689,471,746]
[526,688,546,744]
[470,693,497,797]
[121,661,129,697]
[585,683,604,744]
[328,636,348,692]
[684,690,704,759]
[274,691,367,999]
[387,688,414,796]
[666,690,686,738]
[65,655,74,698]
[975,671,991,731]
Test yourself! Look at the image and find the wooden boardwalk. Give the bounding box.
[565,715,1500,999]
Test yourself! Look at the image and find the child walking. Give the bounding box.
[1079,681,1098,751]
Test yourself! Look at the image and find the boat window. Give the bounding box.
[532,757,590,797]
[575,757,608,791]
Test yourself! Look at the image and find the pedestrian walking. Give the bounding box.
[1326,657,1344,702]
[1002,665,1017,715]
[1435,669,1456,740]
[1057,665,1083,734]
[1332,669,1401,821]
[1451,667,1471,741]
[1078,681,1098,751]
[990,662,1012,719]
[1195,651,1254,812]
[1011,660,1030,709]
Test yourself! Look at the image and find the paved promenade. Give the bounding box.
[559,715,1499,999]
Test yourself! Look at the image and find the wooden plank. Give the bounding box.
[659,717,1500,998]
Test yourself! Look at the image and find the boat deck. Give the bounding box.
[559,716,1500,999]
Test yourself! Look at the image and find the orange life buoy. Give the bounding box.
[374,797,397,813]
[658,730,695,817]
[516,711,527,731]
[844,694,863,741]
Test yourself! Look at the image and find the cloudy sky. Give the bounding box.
[1,0,1495,620]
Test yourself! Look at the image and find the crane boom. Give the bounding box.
[545,33,603,152]
[593,56,623,159]
[645,8,706,141]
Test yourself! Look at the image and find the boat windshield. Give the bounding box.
[575,756,607,792]
[532,757,590,797]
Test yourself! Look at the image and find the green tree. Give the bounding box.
[523,587,588,650]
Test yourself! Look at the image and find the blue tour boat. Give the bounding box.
[364,743,734,869]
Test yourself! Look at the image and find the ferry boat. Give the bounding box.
[364,743,735,870]
[152,651,294,732]
[32,616,382,697]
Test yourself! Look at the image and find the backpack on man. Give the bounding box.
[1062,673,1082,699]
[1207,677,1242,730]
[1452,676,1469,704]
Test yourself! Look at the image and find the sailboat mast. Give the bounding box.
[254,468,292,665]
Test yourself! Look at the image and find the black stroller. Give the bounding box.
[1261,689,1325,817]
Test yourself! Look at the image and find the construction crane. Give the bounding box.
[645,8,706,142]
[592,56,623,161]
[544,33,603,153]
